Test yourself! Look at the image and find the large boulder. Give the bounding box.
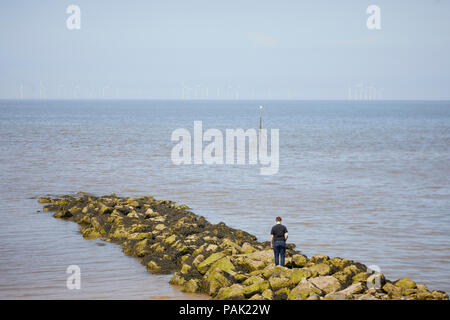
[352,272,369,284]
[269,277,290,291]
[309,254,329,264]
[235,257,265,272]
[205,269,232,296]
[242,281,270,298]
[262,265,292,279]
[215,284,245,300]
[291,254,308,267]
[209,256,235,274]
[288,279,323,300]
[197,252,226,274]
[329,258,352,271]
[289,268,313,286]
[261,289,273,300]
[394,278,416,290]
[382,282,404,297]
[184,279,201,293]
[309,276,343,294]
[309,263,332,276]
[336,282,365,297]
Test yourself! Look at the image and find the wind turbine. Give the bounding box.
[102,85,110,98]
[39,81,46,99]
[19,84,24,99]
[58,84,65,99]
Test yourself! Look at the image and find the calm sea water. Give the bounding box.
[0,99,449,299]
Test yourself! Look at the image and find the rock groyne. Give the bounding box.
[38,194,448,300]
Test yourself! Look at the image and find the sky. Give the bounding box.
[0,0,449,100]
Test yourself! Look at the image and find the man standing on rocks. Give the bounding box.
[271,216,288,267]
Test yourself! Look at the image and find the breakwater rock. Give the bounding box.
[38,194,448,300]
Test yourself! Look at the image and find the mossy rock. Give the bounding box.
[269,277,289,291]
[154,224,166,231]
[38,197,53,203]
[241,242,257,254]
[309,263,332,276]
[134,239,151,257]
[180,264,192,274]
[110,226,129,239]
[291,254,308,267]
[146,261,161,272]
[169,272,186,286]
[288,280,322,300]
[68,206,81,214]
[53,210,72,219]
[163,234,177,246]
[184,279,201,293]
[192,254,205,267]
[352,272,369,283]
[243,276,265,286]
[197,252,226,274]
[332,271,352,284]
[127,232,149,241]
[329,258,352,270]
[394,277,416,290]
[209,257,235,274]
[242,280,270,298]
[81,227,101,240]
[215,284,245,300]
[249,294,264,300]
[98,205,113,215]
[236,258,265,273]
[261,289,273,300]
[126,199,140,207]
[289,268,313,286]
[310,254,329,264]
[309,276,343,294]
[205,269,232,296]
[274,287,290,300]
[336,282,365,297]
[243,283,261,298]
[262,265,292,279]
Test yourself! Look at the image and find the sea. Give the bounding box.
[0,99,449,299]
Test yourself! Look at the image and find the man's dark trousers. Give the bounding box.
[273,240,286,266]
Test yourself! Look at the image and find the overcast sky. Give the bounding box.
[1,0,449,100]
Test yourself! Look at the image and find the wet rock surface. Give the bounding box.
[39,194,448,300]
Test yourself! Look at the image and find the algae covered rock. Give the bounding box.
[309,263,332,276]
[288,279,323,300]
[81,226,101,240]
[215,284,245,300]
[289,268,313,286]
[394,277,416,290]
[184,279,201,293]
[197,252,226,274]
[262,289,273,300]
[336,282,365,297]
[204,269,232,296]
[291,254,308,267]
[310,254,329,264]
[309,276,343,294]
[269,276,290,291]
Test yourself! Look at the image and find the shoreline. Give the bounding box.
[38,193,448,300]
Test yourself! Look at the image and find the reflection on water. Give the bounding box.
[0,99,449,298]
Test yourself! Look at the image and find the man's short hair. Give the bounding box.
[275,216,282,222]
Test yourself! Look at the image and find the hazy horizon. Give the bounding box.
[1,0,449,100]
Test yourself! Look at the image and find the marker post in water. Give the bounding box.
[259,105,263,145]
